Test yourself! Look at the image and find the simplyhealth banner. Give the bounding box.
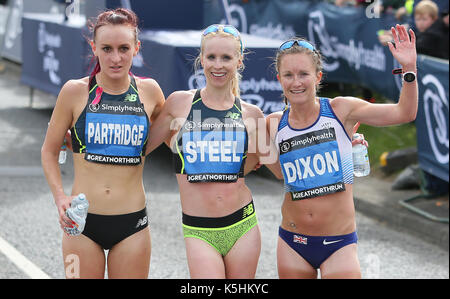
[207,0,448,179]
[206,0,407,101]
[415,56,449,182]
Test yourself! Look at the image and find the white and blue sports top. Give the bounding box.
[276,98,353,200]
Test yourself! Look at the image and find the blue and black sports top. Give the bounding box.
[174,89,248,183]
[276,98,353,200]
[70,76,149,165]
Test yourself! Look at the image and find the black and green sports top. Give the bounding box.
[70,76,150,165]
[174,89,248,183]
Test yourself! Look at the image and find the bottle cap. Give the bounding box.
[353,133,360,139]
[78,193,86,200]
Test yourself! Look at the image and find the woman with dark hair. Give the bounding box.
[41,8,165,278]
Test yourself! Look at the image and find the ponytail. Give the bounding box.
[231,72,242,98]
[88,57,101,86]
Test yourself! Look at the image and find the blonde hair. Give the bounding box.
[414,0,439,20]
[194,26,245,98]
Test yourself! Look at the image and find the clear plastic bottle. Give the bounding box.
[64,193,89,236]
[58,139,67,164]
[352,133,370,177]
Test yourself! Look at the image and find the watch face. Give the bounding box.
[403,72,416,82]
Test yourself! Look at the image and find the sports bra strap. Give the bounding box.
[89,76,98,93]
[88,75,138,94]
[192,89,242,111]
[129,76,138,93]
[193,89,201,103]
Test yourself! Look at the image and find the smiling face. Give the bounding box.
[277,53,322,105]
[200,35,242,90]
[91,24,140,79]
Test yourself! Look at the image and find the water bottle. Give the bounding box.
[352,133,370,177]
[64,193,89,236]
[58,139,67,164]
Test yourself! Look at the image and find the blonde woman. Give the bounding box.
[147,24,279,278]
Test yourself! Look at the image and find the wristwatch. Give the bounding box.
[402,71,416,83]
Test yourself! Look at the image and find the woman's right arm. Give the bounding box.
[41,80,82,230]
[263,112,283,180]
[145,90,192,155]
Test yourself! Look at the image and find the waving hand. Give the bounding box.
[388,24,417,71]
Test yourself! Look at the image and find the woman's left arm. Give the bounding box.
[141,78,165,123]
[242,104,282,178]
[387,24,418,123]
[138,78,165,154]
[344,24,418,127]
[242,104,263,175]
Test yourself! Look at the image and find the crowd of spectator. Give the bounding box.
[333,0,449,60]
[332,0,448,194]
[413,0,448,59]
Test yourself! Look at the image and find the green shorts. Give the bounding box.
[182,201,258,256]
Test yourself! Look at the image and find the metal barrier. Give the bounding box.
[399,170,449,223]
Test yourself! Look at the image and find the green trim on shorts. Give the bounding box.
[182,213,258,256]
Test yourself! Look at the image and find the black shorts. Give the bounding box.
[82,208,148,250]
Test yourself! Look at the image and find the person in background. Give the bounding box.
[439,9,449,57]
[414,0,448,59]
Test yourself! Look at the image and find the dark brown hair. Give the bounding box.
[88,8,140,84]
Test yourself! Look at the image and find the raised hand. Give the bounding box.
[388,24,417,71]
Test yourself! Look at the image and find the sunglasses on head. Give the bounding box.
[202,24,243,54]
[279,39,315,52]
